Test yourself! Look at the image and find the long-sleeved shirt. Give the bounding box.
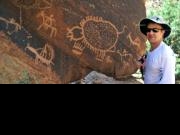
[144,42,176,84]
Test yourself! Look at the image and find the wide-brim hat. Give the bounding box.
[140,16,171,38]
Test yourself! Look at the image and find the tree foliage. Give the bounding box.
[147,0,180,55]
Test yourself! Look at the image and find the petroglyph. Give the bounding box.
[61,7,82,17]
[37,11,57,38]
[67,16,126,62]
[72,41,86,56]
[127,33,142,49]
[0,17,9,29]
[40,43,55,63]
[15,0,54,9]
[25,43,55,70]
[117,49,132,62]
[0,17,21,35]
[0,16,32,39]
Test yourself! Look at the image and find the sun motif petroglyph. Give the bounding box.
[67,16,127,62]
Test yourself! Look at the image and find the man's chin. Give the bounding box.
[148,39,157,44]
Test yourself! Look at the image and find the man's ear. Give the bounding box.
[163,30,166,34]
[162,30,166,38]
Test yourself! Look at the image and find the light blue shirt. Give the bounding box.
[144,42,176,84]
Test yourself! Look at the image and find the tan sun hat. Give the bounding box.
[140,16,171,38]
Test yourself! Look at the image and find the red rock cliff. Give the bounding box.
[0,0,146,83]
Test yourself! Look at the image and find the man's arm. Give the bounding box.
[158,53,176,84]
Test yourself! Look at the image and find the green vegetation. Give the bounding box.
[16,70,32,84]
[147,0,180,54]
[15,70,39,84]
[176,58,180,79]
[146,0,180,79]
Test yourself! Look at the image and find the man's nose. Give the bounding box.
[148,31,154,34]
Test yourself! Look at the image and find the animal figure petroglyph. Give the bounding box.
[67,16,127,62]
[0,17,8,29]
[37,11,57,38]
[40,43,55,63]
[25,44,55,69]
[0,17,21,35]
[0,16,32,39]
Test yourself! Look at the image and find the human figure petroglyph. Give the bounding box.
[117,49,132,62]
[25,44,55,69]
[0,17,21,35]
[67,16,127,62]
[37,11,57,38]
[127,33,141,49]
[15,0,54,30]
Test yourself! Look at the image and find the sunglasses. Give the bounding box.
[146,28,164,33]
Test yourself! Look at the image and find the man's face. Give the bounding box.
[146,23,165,45]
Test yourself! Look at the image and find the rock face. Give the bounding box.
[0,32,61,84]
[0,0,146,83]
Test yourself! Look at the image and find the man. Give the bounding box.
[140,16,176,84]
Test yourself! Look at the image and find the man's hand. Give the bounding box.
[138,55,146,79]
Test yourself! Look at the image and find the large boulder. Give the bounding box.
[0,0,146,83]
